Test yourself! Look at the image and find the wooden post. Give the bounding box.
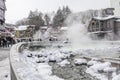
[99,20,101,31]
[108,71,112,80]
[116,64,120,75]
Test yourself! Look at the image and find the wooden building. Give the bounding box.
[88,14,120,40]
[88,16,116,40]
[15,25,35,40]
[114,19,120,39]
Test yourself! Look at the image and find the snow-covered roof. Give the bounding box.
[60,27,68,31]
[93,16,115,20]
[15,25,29,31]
[40,26,48,29]
[115,18,120,22]
[5,25,15,29]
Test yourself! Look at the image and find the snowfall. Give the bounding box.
[1,25,120,80]
[18,43,120,80]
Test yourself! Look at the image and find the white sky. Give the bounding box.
[6,0,110,24]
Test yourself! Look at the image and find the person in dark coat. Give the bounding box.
[1,40,3,48]
[2,38,6,48]
[0,38,2,47]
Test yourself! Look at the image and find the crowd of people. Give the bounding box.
[0,37,16,48]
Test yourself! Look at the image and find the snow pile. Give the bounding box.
[17,67,42,80]
[21,46,120,64]
[20,46,120,80]
[87,58,102,66]
[112,74,120,80]
[104,67,116,73]
[37,63,52,76]
[88,60,101,66]
[74,58,87,65]
[17,63,63,80]
[20,49,64,80]
[86,59,117,80]
[37,63,64,80]
[25,49,72,63]
[58,59,70,67]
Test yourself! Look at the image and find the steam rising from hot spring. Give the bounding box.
[66,23,116,49]
[66,23,92,48]
[64,13,116,49]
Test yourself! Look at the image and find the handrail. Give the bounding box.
[10,42,27,80]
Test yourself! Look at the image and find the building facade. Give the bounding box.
[15,25,35,40]
[88,16,115,40]
[0,0,6,22]
[88,0,120,40]
[0,0,6,38]
[88,15,120,40]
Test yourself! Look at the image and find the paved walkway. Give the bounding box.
[0,48,10,80]
[0,48,10,61]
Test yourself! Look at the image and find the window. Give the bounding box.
[100,22,104,31]
[96,21,99,31]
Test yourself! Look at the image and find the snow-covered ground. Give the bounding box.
[0,48,10,80]
[0,58,10,80]
[19,44,120,80]
[0,48,10,61]
[86,59,119,80]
